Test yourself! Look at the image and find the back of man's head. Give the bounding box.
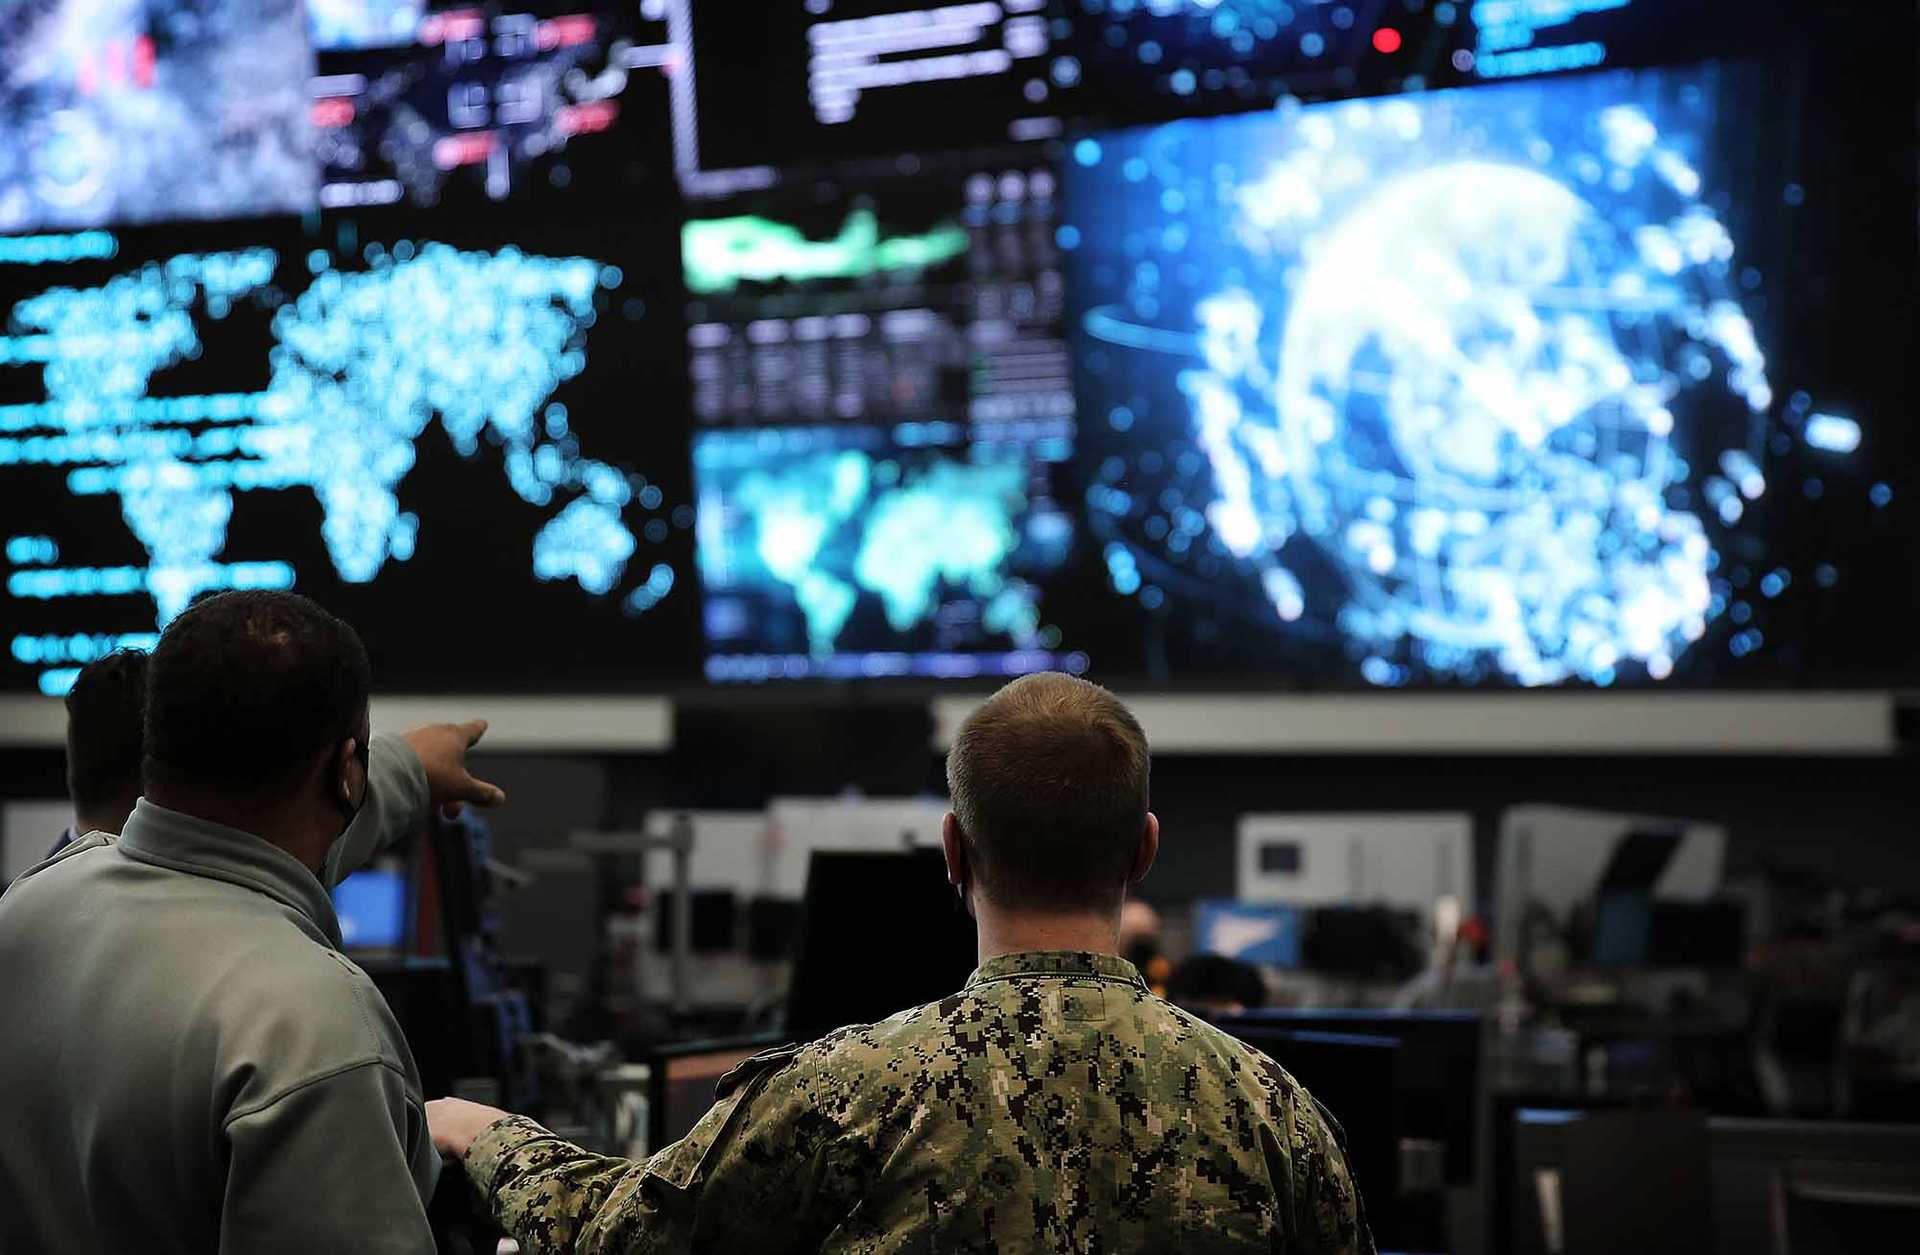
[946,672,1150,913]
[64,649,149,831]
[145,590,371,805]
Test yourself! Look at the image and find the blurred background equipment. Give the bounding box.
[1495,808,1729,972]
[638,845,977,1153]
[1239,813,1474,925]
[783,848,976,1045]
[333,861,409,952]
[1509,1109,1713,1255]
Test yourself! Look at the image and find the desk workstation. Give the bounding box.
[266,785,1917,1254]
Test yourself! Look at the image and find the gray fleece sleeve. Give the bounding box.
[219,1060,441,1255]
[321,734,431,890]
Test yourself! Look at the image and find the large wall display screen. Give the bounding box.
[0,4,1910,693]
[684,156,1093,682]
[1058,61,1915,686]
[0,214,696,694]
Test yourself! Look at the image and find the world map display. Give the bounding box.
[695,432,1073,682]
[0,223,691,693]
[682,162,1084,683]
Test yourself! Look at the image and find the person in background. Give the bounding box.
[0,590,507,1255]
[430,671,1372,1254]
[1120,896,1175,994]
[47,647,148,858]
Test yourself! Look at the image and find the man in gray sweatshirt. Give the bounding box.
[0,589,508,1254]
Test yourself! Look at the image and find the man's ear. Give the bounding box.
[942,812,980,917]
[942,813,968,890]
[336,737,362,806]
[1129,811,1160,886]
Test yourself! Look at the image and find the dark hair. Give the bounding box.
[945,672,1151,912]
[1167,953,1269,1012]
[64,649,149,815]
[144,591,371,799]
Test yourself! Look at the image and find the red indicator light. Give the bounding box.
[433,133,496,170]
[311,98,356,129]
[1372,27,1403,54]
[556,101,619,137]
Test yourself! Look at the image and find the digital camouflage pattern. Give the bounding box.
[466,951,1374,1254]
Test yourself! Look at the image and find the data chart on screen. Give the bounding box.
[684,157,1094,682]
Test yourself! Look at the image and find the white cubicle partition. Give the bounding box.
[1237,812,1476,918]
[764,796,950,898]
[1493,805,1729,967]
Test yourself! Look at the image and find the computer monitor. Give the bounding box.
[1591,894,1747,969]
[1510,1108,1713,1255]
[746,896,803,963]
[784,848,977,1044]
[1214,1009,1483,1187]
[1192,900,1303,968]
[1228,1028,1401,1234]
[651,889,741,954]
[1301,906,1425,982]
[333,866,408,952]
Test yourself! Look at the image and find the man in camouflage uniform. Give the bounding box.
[430,673,1372,1254]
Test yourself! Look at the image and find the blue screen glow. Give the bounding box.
[696,426,1083,682]
[0,223,692,693]
[333,867,407,949]
[1063,64,1863,686]
[1194,900,1303,968]
[0,0,316,234]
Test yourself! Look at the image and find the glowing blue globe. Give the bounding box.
[1271,161,1715,684]
[1182,119,1771,685]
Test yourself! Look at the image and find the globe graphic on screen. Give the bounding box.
[1078,81,1786,686]
[1265,160,1719,684]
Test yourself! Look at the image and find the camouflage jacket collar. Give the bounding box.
[965,950,1149,990]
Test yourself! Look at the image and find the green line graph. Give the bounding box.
[683,208,969,294]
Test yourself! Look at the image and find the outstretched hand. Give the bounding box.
[428,1096,512,1161]
[402,720,508,818]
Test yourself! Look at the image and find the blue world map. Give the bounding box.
[698,443,1045,661]
[0,233,677,690]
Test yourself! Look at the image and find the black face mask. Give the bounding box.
[335,738,371,832]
